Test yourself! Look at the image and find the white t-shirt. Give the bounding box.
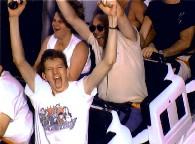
[47,34,91,75]
[25,74,96,144]
[0,71,33,143]
[88,30,148,103]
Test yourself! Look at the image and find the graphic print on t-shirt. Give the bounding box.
[39,104,77,131]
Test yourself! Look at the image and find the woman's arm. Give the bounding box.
[33,36,50,70]
[68,41,89,81]
[56,0,91,41]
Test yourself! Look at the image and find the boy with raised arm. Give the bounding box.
[8,0,117,143]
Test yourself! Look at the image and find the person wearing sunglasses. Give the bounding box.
[89,24,105,33]
[56,0,148,136]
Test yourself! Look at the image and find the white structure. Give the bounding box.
[103,64,195,144]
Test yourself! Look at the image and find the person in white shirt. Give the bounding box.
[8,0,117,143]
[34,2,91,81]
[0,64,33,144]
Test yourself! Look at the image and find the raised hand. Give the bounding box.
[98,0,117,17]
[7,0,26,17]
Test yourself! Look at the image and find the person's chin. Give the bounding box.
[54,33,61,39]
[96,35,104,39]
[55,87,64,93]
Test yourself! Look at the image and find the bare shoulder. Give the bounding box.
[43,35,52,45]
[74,40,89,53]
[40,35,53,51]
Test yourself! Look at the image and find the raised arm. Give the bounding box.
[139,16,153,48]
[56,0,91,41]
[127,0,146,30]
[117,0,137,41]
[84,0,117,95]
[33,36,49,70]
[8,0,36,92]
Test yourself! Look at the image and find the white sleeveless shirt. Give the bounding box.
[47,34,91,75]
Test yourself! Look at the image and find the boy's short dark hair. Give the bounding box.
[38,49,68,74]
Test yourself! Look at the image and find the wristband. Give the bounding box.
[109,26,117,29]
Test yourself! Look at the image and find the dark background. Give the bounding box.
[1,0,43,82]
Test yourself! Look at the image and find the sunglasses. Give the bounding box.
[89,24,105,32]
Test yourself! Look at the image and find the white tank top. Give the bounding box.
[47,34,91,75]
